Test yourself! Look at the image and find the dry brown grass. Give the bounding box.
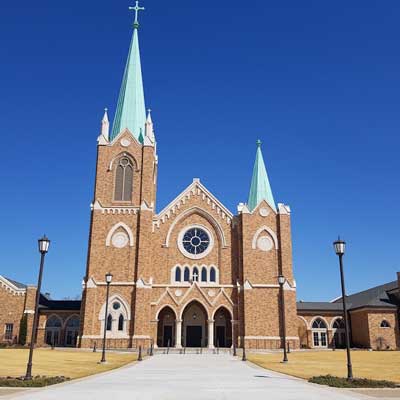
[0,349,137,379]
[248,350,400,383]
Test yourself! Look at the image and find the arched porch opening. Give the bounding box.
[64,315,80,347]
[157,307,176,348]
[182,301,208,348]
[332,317,346,348]
[213,307,232,348]
[45,315,62,346]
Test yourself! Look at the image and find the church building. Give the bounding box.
[1,8,398,352]
[78,8,298,350]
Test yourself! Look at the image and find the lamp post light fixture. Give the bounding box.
[278,274,288,363]
[333,237,353,380]
[25,235,51,380]
[100,272,113,364]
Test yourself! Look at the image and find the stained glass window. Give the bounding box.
[182,228,210,255]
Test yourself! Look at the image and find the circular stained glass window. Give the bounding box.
[182,227,210,255]
[113,302,121,310]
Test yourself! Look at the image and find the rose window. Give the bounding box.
[182,228,210,255]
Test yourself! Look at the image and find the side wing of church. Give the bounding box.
[78,14,299,350]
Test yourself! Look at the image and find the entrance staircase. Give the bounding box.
[154,347,233,355]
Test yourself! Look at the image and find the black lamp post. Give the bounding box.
[25,235,51,380]
[278,275,288,363]
[333,238,353,380]
[100,272,113,364]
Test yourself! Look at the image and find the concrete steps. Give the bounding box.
[154,347,233,355]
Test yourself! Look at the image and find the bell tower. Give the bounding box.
[79,2,157,348]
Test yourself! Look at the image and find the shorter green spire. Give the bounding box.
[248,139,276,212]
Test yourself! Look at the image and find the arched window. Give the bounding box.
[201,267,207,282]
[312,318,327,329]
[46,316,62,328]
[184,267,190,282]
[210,267,216,282]
[193,267,199,281]
[380,320,391,328]
[106,314,113,331]
[118,314,124,331]
[114,157,133,201]
[333,318,345,329]
[175,267,181,282]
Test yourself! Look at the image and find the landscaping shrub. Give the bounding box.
[19,315,27,346]
[0,376,70,387]
[309,375,398,388]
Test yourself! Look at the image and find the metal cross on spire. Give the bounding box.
[129,0,145,29]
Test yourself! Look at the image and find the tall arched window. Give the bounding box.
[184,267,190,282]
[210,267,216,282]
[175,267,181,282]
[118,314,124,331]
[201,267,207,282]
[114,157,133,201]
[193,267,199,281]
[106,314,113,331]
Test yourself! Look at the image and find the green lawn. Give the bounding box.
[0,349,137,379]
[248,350,400,383]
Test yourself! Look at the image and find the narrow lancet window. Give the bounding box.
[115,157,133,201]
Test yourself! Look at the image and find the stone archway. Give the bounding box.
[213,307,232,348]
[182,301,208,348]
[157,306,176,348]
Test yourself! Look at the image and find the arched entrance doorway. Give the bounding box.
[182,301,208,347]
[157,307,176,347]
[214,307,232,348]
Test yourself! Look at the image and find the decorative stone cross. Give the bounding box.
[192,271,199,282]
[129,0,145,28]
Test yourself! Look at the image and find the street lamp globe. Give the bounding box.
[278,275,286,285]
[333,237,346,256]
[38,235,50,254]
[105,272,113,284]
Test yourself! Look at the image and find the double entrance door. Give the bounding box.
[186,326,202,347]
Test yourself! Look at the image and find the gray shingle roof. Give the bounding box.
[4,277,27,289]
[297,302,343,311]
[332,280,398,310]
[39,294,81,311]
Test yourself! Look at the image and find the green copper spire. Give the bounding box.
[248,140,276,212]
[111,2,146,142]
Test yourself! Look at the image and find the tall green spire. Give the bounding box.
[248,140,276,211]
[111,2,146,142]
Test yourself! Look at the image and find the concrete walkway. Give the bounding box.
[7,354,369,400]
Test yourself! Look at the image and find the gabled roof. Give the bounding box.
[332,280,398,310]
[153,178,233,230]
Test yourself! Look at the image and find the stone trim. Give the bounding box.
[244,336,299,340]
[92,200,140,215]
[161,207,228,248]
[0,276,27,296]
[153,179,233,230]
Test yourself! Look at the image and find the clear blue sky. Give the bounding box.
[1,1,399,301]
